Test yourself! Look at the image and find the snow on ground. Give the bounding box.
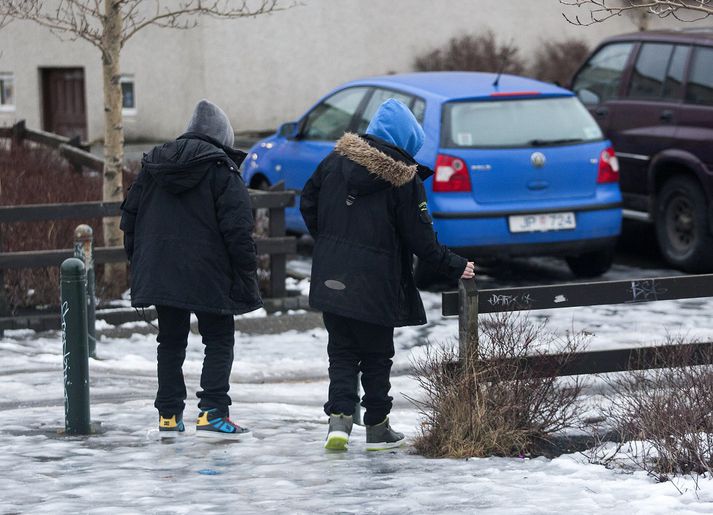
[2,261,713,513]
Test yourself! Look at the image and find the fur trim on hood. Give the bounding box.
[334,133,417,187]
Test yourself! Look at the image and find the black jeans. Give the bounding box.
[154,305,235,417]
[323,312,395,426]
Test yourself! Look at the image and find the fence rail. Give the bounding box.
[443,274,713,376]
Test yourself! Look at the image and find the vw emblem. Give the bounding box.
[531,152,546,168]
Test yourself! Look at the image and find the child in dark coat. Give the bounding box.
[121,100,261,439]
[301,99,475,450]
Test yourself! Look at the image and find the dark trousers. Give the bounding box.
[154,305,235,417]
[323,312,395,426]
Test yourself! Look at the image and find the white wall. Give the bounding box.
[0,0,710,142]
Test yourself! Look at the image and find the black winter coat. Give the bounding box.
[120,133,262,315]
[300,133,467,327]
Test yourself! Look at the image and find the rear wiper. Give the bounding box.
[528,138,584,146]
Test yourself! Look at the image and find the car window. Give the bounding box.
[411,98,426,124]
[354,88,421,133]
[628,43,674,99]
[442,96,603,149]
[662,45,690,99]
[685,46,713,106]
[301,87,369,141]
[573,42,634,105]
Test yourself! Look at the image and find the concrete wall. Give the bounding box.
[0,0,710,143]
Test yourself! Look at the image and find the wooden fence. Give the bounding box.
[0,120,103,170]
[0,121,297,332]
[442,274,713,376]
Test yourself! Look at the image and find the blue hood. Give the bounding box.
[365,99,425,157]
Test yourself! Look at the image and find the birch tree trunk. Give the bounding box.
[101,0,126,289]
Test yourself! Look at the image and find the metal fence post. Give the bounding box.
[458,278,479,366]
[74,225,96,358]
[61,258,91,435]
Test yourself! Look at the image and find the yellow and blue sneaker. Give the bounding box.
[196,409,252,440]
[158,413,185,439]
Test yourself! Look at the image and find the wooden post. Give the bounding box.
[458,278,479,365]
[268,181,287,299]
[74,225,96,358]
[10,119,26,151]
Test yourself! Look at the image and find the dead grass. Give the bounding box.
[411,313,588,458]
[600,336,713,482]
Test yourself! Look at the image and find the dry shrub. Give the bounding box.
[412,313,588,458]
[414,33,590,88]
[414,31,525,75]
[530,39,590,86]
[0,140,137,311]
[601,337,713,481]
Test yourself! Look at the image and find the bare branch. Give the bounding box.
[561,0,713,26]
[0,0,103,49]
[120,0,292,45]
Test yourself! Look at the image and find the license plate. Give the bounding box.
[508,212,576,233]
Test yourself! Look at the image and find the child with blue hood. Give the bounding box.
[301,99,474,451]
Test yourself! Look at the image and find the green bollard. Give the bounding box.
[74,225,96,358]
[61,258,91,435]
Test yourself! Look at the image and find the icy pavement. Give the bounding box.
[2,265,713,513]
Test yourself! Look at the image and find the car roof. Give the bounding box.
[601,28,713,46]
[342,72,573,102]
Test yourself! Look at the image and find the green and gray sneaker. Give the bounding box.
[324,413,353,451]
[366,417,405,451]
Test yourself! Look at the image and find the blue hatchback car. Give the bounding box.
[244,72,623,278]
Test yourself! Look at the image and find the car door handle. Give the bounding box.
[660,110,674,122]
[594,106,608,117]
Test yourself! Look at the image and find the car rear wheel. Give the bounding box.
[655,176,713,273]
[565,248,614,278]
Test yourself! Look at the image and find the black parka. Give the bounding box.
[120,133,262,315]
[300,133,467,327]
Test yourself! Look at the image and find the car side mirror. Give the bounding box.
[278,122,299,140]
[577,88,600,106]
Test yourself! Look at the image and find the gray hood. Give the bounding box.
[185,99,235,148]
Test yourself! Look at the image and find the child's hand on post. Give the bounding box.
[461,261,475,280]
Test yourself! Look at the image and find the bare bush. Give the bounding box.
[601,337,713,481]
[0,141,137,310]
[414,31,525,75]
[530,39,591,86]
[411,313,589,458]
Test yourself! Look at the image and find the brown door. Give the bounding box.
[41,68,87,140]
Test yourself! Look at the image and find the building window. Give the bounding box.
[120,75,136,114]
[0,73,15,111]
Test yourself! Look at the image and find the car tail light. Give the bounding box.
[597,147,619,184]
[433,154,471,192]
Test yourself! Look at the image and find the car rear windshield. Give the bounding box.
[442,96,604,149]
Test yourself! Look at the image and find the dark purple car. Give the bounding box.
[571,29,713,272]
